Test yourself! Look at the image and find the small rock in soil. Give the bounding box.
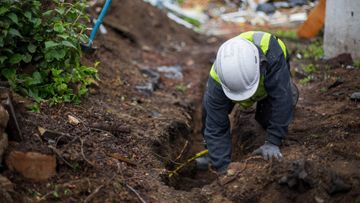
[0,105,9,132]
[0,133,8,164]
[157,65,183,80]
[350,92,360,101]
[328,173,352,195]
[328,79,344,89]
[5,151,56,181]
[68,115,80,125]
[279,159,314,190]
[0,175,14,191]
[2,97,22,141]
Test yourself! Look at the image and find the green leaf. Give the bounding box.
[57,83,67,92]
[0,56,7,64]
[24,11,32,20]
[61,40,76,49]
[9,54,24,64]
[23,53,32,63]
[45,41,59,49]
[28,71,42,85]
[9,28,22,38]
[55,8,65,15]
[0,7,9,15]
[8,13,18,24]
[27,43,36,53]
[0,37,3,47]
[54,22,65,33]
[42,10,53,16]
[1,68,16,80]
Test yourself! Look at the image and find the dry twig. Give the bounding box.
[80,138,96,167]
[125,183,147,203]
[48,145,75,169]
[174,140,189,162]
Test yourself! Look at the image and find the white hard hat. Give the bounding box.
[215,37,260,101]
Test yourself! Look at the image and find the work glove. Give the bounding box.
[195,156,210,170]
[252,142,283,161]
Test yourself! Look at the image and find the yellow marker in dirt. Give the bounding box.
[168,149,209,178]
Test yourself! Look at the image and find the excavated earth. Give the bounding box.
[1,0,360,202]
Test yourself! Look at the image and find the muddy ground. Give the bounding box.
[2,0,360,202]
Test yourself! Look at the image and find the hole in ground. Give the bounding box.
[153,100,263,191]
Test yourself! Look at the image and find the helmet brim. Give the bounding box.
[221,75,260,101]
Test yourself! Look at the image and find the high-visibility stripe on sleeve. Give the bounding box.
[277,38,287,58]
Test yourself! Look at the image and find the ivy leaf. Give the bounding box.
[55,8,65,15]
[9,28,22,38]
[8,13,19,24]
[0,56,7,64]
[0,7,9,15]
[1,68,16,80]
[23,53,32,63]
[27,43,36,53]
[45,41,59,49]
[24,11,32,20]
[9,54,24,64]
[28,71,42,85]
[42,10,53,16]
[61,40,76,49]
[54,22,65,33]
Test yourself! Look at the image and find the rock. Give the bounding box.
[350,92,360,101]
[326,53,353,68]
[0,175,14,191]
[2,97,22,141]
[328,173,352,195]
[256,3,276,14]
[68,115,80,125]
[279,159,314,191]
[6,151,56,181]
[157,65,183,80]
[0,133,8,164]
[0,105,9,131]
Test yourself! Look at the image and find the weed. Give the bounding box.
[175,84,187,93]
[353,60,360,67]
[299,75,314,85]
[302,40,324,59]
[273,30,297,40]
[0,0,98,104]
[302,64,317,74]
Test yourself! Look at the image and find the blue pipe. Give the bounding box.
[87,0,112,47]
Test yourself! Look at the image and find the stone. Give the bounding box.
[68,115,80,125]
[6,151,56,181]
[0,105,9,132]
[0,133,8,164]
[0,175,14,191]
[350,92,360,101]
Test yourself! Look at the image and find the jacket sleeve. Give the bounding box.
[263,49,294,146]
[202,77,234,171]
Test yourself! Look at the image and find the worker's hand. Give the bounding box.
[252,142,283,161]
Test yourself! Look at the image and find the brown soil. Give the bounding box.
[2,0,360,202]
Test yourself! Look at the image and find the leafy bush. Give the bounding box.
[303,40,324,60]
[0,0,98,104]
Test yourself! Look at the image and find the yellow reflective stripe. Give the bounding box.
[277,38,287,58]
[238,31,255,42]
[209,64,221,84]
[259,33,271,54]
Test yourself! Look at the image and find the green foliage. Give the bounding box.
[353,60,360,67]
[302,64,317,74]
[302,40,324,59]
[299,75,314,85]
[0,0,98,105]
[273,30,297,40]
[181,16,201,27]
[175,84,187,93]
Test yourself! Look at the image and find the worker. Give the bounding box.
[196,31,299,173]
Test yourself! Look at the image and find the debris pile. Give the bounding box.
[143,0,318,35]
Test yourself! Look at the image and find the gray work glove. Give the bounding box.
[252,142,283,161]
[195,156,210,170]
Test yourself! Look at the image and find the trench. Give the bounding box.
[152,96,264,191]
